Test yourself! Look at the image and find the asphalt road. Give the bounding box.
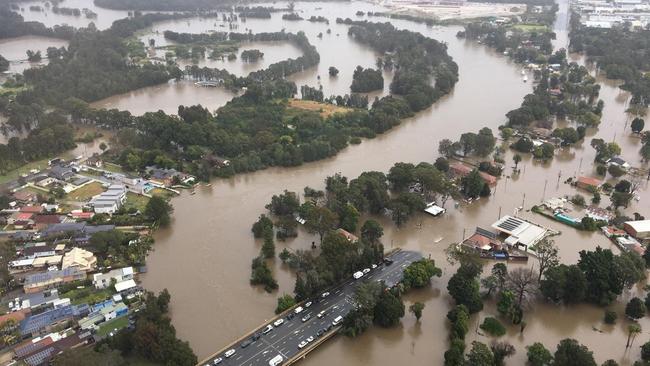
[205,250,423,366]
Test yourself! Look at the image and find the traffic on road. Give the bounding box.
[204,250,422,366]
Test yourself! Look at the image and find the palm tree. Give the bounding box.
[627,323,642,348]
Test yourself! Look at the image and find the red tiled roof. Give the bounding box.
[20,205,44,214]
[0,309,29,326]
[577,176,601,187]
[13,191,36,201]
[16,213,34,221]
[33,215,62,224]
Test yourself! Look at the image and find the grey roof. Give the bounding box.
[20,304,90,335]
[24,267,85,286]
[41,223,115,237]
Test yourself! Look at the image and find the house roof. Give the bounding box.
[62,247,97,271]
[577,176,601,187]
[114,279,137,292]
[16,212,34,221]
[13,191,36,201]
[33,215,62,225]
[24,267,85,286]
[20,206,43,214]
[625,220,650,233]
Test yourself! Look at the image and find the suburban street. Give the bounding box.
[204,250,423,366]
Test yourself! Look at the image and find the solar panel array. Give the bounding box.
[475,227,497,239]
[24,347,56,366]
[496,217,524,232]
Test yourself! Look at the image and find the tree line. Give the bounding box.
[0,6,75,40]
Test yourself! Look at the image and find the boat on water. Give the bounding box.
[205,183,212,187]
[190,190,196,195]
[523,75,528,82]
[521,70,525,75]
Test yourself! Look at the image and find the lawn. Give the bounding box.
[60,287,113,306]
[123,192,150,213]
[66,182,105,202]
[0,151,78,185]
[97,316,129,337]
[103,162,125,174]
[151,187,175,199]
[511,23,549,32]
[287,99,353,118]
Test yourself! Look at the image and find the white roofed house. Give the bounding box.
[93,267,134,289]
[491,215,549,251]
[90,184,127,214]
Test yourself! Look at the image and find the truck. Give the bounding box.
[269,355,283,366]
[353,271,364,280]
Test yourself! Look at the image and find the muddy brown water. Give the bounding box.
[10,0,650,364]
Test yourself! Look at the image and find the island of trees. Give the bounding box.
[350,65,384,92]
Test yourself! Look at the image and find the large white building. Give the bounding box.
[93,267,134,289]
[90,184,127,214]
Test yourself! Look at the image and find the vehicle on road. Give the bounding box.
[294,306,304,314]
[384,258,394,265]
[286,313,295,320]
[301,314,311,322]
[298,341,308,349]
[363,268,370,274]
[262,325,273,334]
[305,301,312,308]
[241,339,253,348]
[353,271,364,279]
[317,310,326,318]
[326,324,333,331]
[225,349,236,358]
[316,329,325,337]
[321,291,330,298]
[332,315,343,326]
[307,336,315,343]
[371,264,377,269]
[213,358,223,365]
[273,318,284,327]
[269,355,283,366]
[252,333,261,341]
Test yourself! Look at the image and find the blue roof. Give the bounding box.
[20,304,90,335]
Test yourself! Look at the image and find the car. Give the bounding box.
[383,258,394,265]
[371,264,378,269]
[269,355,283,366]
[321,291,330,298]
[326,324,333,331]
[305,301,312,308]
[353,271,364,279]
[307,336,315,343]
[294,306,304,314]
[362,268,370,274]
[273,318,285,327]
[241,339,253,348]
[213,357,223,365]
[252,333,261,341]
[298,341,308,349]
[225,349,236,358]
[262,324,273,334]
[301,314,311,322]
[332,316,343,326]
[317,310,326,318]
[316,329,325,337]
[286,313,295,320]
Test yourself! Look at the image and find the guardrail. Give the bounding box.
[197,248,403,366]
[284,327,341,365]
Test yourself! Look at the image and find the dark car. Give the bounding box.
[326,324,333,331]
[251,333,261,341]
[316,329,325,337]
[241,339,253,348]
[383,258,394,265]
[286,313,295,320]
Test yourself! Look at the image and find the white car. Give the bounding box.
[307,336,315,343]
[305,301,312,308]
[321,292,330,298]
[298,341,308,349]
[363,268,370,274]
[262,324,273,334]
[317,310,326,318]
[294,306,304,314]
[353,271,364,280]
[225,349,236,358]
[273,318,284,327]
[371,264,377,269]
[213,358,223,365]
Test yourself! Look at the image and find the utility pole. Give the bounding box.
[542,180,547,202]
[557,170,562,190]
[498,206,502,219]
[522,193,526,209]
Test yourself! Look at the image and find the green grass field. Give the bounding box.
[123,192,150,213]
[97,316,129,337]
[511,23,549,32]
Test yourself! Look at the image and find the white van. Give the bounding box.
[269,355,283,366]
[353,271,364,280]
[332,315,343,326]
[294,306,304,314]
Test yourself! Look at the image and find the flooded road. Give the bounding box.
[11,0,650,364]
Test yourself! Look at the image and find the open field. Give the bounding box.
[287,99,353,118]
[511,23,550,32]
[381,1,525,20]
[97,316,129,337]
[124,192,150,213]
[66,182,105,202]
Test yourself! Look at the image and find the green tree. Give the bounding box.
[251,214,273,238]
[553,339,596,366]
[304,205,338,244]
[145,195,173,227]
[631,118,645,134]
[626,297,647,320]
[608,164,626,178]
[578,247,624,305]
[275,294,296,314]
[52,344,125,366]
[604,310,617,324]
[491,341,516,366]
[533,239,559,281]
[447,304,470,340]
[444,338,466,366]
[641,341,650,361]
[448,263,483,313]
[409,302,425,322]
[480,317,506,337]
[526,342,553,366]
[627,324,642,348]
[402,258,442,289]
[462,169,487,198]
[328,66,339,77]
[373,290,405,327]
[360,219,383,244]
[513,154,522,171]
[261,229,275,259]
[466,341,494,365]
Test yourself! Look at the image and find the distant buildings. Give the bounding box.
[573,0,650,28]
[449,163,498,186]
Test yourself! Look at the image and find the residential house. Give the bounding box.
[48,165,75,182]
[624,220,650,240]
[70,211,95,220]
[146,166,194,187]
[114,279,137,293]
[20,205,43,214]
[449,163,498,186]
[8,212,34,225]
[32,215,64,230]
[90,184,126,214]
[463,228,503,252]
[41,222,114,239]
[12,190,37,203]
[61,247,97,272]
[19,304,90,336]
[23,268,86,294]
[576,176,601,191]
[336,228,359,242]
[606,156,631,169]
[585,206,615,222]
[93,267,134,289]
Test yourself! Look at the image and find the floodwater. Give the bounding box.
[0,35,69,74]
[16,0,131,30]
[13,0,650,364]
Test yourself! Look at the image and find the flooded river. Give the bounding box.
[13,0,650,364]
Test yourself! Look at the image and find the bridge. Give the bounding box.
[199,250,422,366]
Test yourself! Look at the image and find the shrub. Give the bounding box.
[604,310,617,324]
[480,317,506,337]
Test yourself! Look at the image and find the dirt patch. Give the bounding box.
[287,99,353,118]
